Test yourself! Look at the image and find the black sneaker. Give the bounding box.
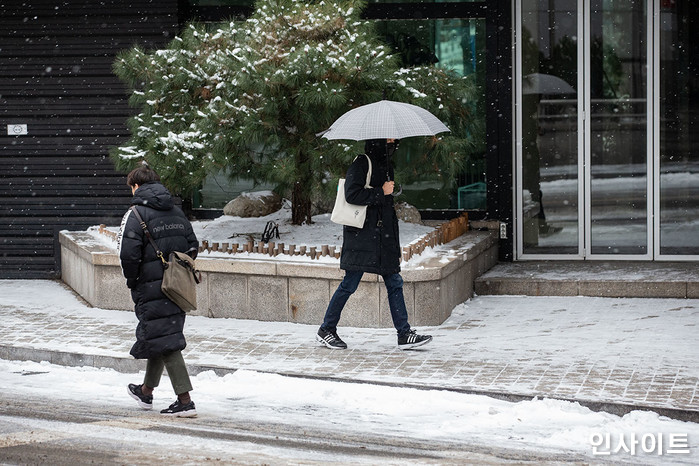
[397,330,433,350]
[160,399,197,417]
[316,327,347,349]
[127,383,153,410]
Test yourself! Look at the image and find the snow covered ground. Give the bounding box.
[0,278,697,464]
[1,359,697,464]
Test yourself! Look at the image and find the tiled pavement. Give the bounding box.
[0,279,697,423]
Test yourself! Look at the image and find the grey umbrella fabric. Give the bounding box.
[321,100,450,141]
[522,73,575,95]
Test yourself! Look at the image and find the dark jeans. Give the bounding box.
[321,270,411,335]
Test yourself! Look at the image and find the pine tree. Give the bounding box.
[112,0,484,224]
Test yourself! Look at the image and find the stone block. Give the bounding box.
[536,281,579,296]
[61,245,95,306]
[401,267,440,282]
[207,272,248,319]
[91,250,121,266]
[440,272,457,323]
[277,262,345,280]
[579,281,686,298]
[289,277,331,325]
[449,264,473,314]
[414,280,442,326]
[475,250,487,276]
[189,271,211,317]
[687,282,699,298]
[248,275,288,321]
[0,346,53,364]
[475,278,529,296]
[229,260,277,276]
[93,355,143,373]
[333,279,380,328]
[93,265,132,310]
[51,351,94,368]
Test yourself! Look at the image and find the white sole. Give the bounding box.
[398,336,433,350]
[315,333,347,350]
[160,410,197,418]
[127,386,153,410]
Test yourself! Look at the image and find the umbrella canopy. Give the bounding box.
[522,73,575,95]
[320,100,450,141]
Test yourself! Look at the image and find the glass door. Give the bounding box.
[586,0,650,258]
[656,0,699,258]
[517,0,583,257]
[516,0,654,259]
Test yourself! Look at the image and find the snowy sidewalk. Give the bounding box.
[1,279,697,422]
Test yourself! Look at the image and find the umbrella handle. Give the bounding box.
[392,183,403,197]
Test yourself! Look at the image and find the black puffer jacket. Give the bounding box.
[117,181,199,359]
[340,140,401,276]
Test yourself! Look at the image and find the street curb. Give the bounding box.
[2,344,697,424]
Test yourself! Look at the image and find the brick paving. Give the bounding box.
[0,279,697,421]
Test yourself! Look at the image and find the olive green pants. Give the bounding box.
[143,350,193,396]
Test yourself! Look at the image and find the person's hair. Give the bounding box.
[126,162,160,188]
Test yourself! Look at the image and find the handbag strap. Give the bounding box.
[351,154,372,188]
[129,206,167,266]
[363,154,372,188]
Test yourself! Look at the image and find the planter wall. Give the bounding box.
[59,230,498,327]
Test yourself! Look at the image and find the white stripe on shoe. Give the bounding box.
[316,333,346,349]
[398,335,433,350]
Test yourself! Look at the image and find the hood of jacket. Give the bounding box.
[364,138,400,161]
[131,181,174,211]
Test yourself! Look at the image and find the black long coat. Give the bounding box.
[117,182,199,359]
[340,147,401,276]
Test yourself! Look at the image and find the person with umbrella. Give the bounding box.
[316,100,449,350]
[316,138,432,350]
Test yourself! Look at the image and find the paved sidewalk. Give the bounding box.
[0,279,697,422]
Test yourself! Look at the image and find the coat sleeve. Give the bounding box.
[183,218,199,259]
[344,156,384,206]
[116,208,144,286]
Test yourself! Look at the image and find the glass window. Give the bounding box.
[520,0,579,254]
[368,1,482,3]
[188,0,253,5]
[589,0,648,255]
[659,0,699,255]
[191,5,487,211]
[374,18,486,210]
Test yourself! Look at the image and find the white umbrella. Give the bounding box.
[320,100,450,141]
[522,73,575,95]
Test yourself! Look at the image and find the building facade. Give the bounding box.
[0,0,180,278]
[1,0,696,278]
[189,0,699,262]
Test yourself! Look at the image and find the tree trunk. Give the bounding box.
[291,150,313,225]
[291,182,312,225]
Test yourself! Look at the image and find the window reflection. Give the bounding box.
[375,18,486,210]
[367,0,482,3]
[589,0,648,255]
[520,0,579,254]
[659,0,699,255]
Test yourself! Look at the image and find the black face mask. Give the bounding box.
[386,140,400,156]
[364,139,401,159]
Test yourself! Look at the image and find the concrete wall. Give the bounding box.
[60,230,498,327]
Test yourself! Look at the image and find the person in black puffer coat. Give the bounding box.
[316,139,433,351]
[117,163,199,417]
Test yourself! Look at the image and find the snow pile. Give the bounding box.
[2,359,696,464]
[85,204,456,268]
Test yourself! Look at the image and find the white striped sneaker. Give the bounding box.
[316,328,348,349]
[397,330,432,350]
